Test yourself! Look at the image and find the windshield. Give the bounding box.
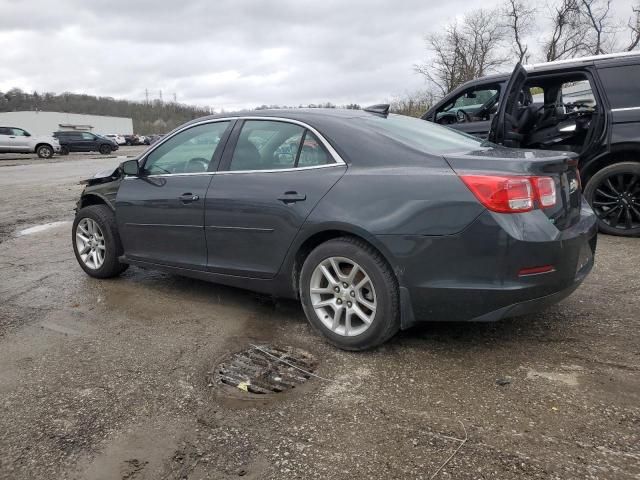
[363,114,492,154]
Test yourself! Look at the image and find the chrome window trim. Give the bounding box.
[611,107,640,112]
[123,162,346,180]
[131,115,346,178]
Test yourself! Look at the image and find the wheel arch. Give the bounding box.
[581,147,640,185]
[79,193,114,211]
[287,224,398,299]
[34,142,53,152]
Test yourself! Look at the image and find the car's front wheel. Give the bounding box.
[36,144,54,158]
[99,144,112,155]
[72,205,128,278]
[299,237,400,350]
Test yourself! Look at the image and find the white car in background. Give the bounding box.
[0,126,61,158]
[104,134,126,145]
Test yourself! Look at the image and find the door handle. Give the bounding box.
[277,191,306,204]
[179,193,200,203]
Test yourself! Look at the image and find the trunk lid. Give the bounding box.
[444,146,582,230]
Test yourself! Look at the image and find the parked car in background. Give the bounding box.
[72,108,596,350]
[53,131,118,155]
[422,51,640,237]
[105,134,126,145]
[147,134,165,145]
[0,126,61,158]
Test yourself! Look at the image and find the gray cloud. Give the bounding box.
[0,0,636,110]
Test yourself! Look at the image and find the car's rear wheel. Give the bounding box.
[36,144,54,158]
[72,205,128,278]
[99,144,112,155]
[60,146,70,155]
[584,162,640,237]
[299,237,400,350]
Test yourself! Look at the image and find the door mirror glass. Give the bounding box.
[122,159,139,176]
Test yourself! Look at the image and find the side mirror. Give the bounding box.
[122,159,139,176]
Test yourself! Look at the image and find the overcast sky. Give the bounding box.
[0,0,636,110]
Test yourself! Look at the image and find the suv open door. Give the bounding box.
[489,63,528,148]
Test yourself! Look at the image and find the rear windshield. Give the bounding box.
[362,114,491,154]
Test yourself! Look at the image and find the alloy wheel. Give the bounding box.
[591,173,640,231]
[309,256,377,337]
[75,218,106,269]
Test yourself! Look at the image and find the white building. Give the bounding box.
[0,111,133,136]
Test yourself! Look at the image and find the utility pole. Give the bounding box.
[159,90,163,103]
[145,88,149,104]
[173,92,177,103]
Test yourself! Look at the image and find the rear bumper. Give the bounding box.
[378,200,598,328]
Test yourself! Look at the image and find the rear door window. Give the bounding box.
[597,65,640,109]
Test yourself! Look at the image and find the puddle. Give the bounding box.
[16,221,71,236]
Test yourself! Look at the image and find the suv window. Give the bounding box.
[597,65,640,109]
[0,127,10,135]
[144,121,230,175]
[9,128,28,136]
[81,132,96,140]
[435,86,500,124]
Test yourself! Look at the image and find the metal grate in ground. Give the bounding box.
[214,345,318,394]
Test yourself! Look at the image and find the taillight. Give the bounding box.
[532,177,556,208]
[460,175,557,213]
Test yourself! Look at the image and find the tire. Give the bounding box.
[36,144,54,159]
[60,146,70,155]
[99,144,112,155]
[584,162,640,237]
[72,205,129,278]
[299,236,400,351]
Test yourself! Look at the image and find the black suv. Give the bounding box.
[422,51,640,237]
[53,131,119,155]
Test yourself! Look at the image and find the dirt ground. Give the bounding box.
[1,151,638,480]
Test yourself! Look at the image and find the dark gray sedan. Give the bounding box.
[72,107,597,350]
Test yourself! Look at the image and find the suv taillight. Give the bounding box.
[460,175,557,213]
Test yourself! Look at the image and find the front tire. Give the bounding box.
[584,162,640,237]
[72,205,128,278]
[299,237,400,350]
[99,144,112,155]
[36,144,54,158]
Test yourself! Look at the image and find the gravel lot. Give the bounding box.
[0,150,638,479]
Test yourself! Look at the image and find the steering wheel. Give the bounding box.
[456,109,471,123]
[184,157,209,173]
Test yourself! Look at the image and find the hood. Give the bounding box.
[80,163,123,185]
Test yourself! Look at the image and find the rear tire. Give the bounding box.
[299,237,400,350]
[72,205,128,278]
[36,144,54,158]
[60,146,70,155]
[584,162,640,237]
[99,144,112,155]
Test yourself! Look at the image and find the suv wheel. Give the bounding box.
[99,144,112,155]
[299,237,400,350]
[36,144,54,159]
[72,205,128,278]
[60,146,70,155]
[584,162,640,237]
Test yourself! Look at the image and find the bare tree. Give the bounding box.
[544,0,589,61]
[502,0,536,63]
[415,8,506,95]
[580,0,614,55]
[389,90,437,118]
[627,2,640,50]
